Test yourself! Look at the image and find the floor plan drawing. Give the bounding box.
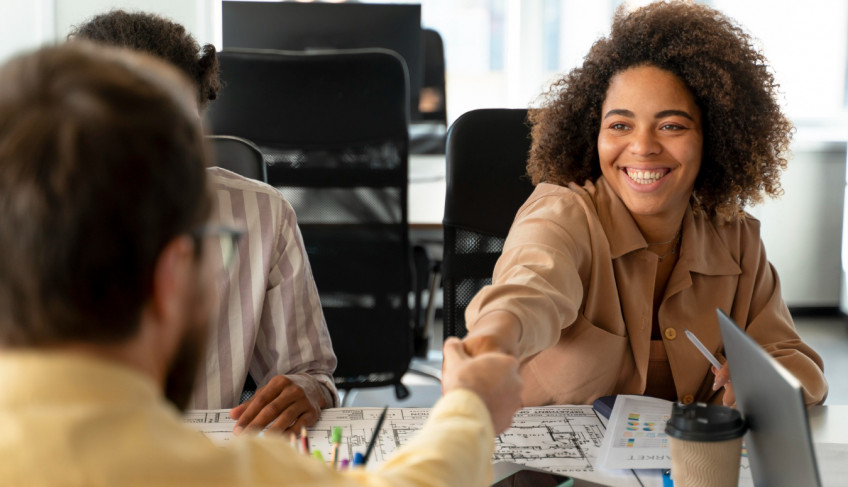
[493,406,604,473]
[184,405,642,486]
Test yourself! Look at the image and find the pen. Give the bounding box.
[362,406,389,465]
[684,329,723,371]
[330,426,342,468]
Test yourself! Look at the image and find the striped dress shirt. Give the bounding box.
[190,167,338,410]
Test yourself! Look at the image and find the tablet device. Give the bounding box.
[716,309,821,487]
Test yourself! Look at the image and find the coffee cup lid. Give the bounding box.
[665,402,747,442]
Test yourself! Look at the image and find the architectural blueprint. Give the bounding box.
[185,405,641,486]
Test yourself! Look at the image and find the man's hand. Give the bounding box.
[461,311,521,358]
[442,337,523,435]
[230,375,325,435]
[712,363,736,407]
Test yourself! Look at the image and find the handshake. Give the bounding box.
[441,337,524,434]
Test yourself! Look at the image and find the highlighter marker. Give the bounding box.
[300,426,310,455]
[662,469,674,487]
[330,426,342,468]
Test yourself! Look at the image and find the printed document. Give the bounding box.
[596,395,674,470]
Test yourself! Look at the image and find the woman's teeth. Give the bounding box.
[626,168,666,184]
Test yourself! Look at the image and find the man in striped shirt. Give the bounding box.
[69,10,338,434]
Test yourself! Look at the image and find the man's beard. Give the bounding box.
[164,295,209,411]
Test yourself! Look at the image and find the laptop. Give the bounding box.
[717,309,821,487]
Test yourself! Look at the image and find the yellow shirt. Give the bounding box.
[0,352,494,487]
[466,177,827,407]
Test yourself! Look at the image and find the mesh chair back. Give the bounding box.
[207,135,267,183]
[443,109,535,338]
[206,48,412,391]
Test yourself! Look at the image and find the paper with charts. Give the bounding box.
[596,395,674,470]
[595,393,753,482]
[184,406,641,486]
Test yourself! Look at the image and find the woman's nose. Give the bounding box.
[629,128,662,157]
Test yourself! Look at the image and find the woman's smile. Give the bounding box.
[622,167,672,186]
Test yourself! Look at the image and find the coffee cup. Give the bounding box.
[664,402,747,487]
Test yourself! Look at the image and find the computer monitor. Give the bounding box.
[222,1,422,120]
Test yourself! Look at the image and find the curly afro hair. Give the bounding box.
[527,0,792,220]
[68,10,220,111]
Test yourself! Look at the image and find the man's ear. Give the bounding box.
[149,235,195,332]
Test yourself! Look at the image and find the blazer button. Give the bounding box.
[681,394,695,405]
[664,327,677,340]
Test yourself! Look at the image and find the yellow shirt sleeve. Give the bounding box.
[347,389,495,487]
[237,389,496,487]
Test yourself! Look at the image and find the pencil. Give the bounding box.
[362,406,389,465]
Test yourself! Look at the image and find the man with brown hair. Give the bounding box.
[69,10,339,435]
[0,42,523,486]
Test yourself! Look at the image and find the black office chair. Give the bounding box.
[419,28,447,126]
[206,48,414,399]
[442,108,536,339]
[207,135,267,183]
[410,28,448,155]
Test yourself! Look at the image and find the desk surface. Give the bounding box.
[408,154,445,228]
[809,404,848,443]
[186,404,846,487]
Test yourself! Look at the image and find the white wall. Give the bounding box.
[713,0,848,120]
[748,138,847,307]
[0,1,55,63]
[0,0,218,64]
[56,0,217,46]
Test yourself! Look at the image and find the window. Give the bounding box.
[413,0,847,124]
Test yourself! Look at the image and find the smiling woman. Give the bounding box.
[459,0,828,409]
[597,65,703,243]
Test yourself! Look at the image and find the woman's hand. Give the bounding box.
[442,337,523,434]
[712,363,736,407]
[461,311,522,358]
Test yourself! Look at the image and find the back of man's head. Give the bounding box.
[68,10,220,110]
[0,42,210,347]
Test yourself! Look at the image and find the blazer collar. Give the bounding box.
[593,176,741,277]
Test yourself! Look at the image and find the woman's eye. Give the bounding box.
[609,123,628,130]
[660,123,685,131]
